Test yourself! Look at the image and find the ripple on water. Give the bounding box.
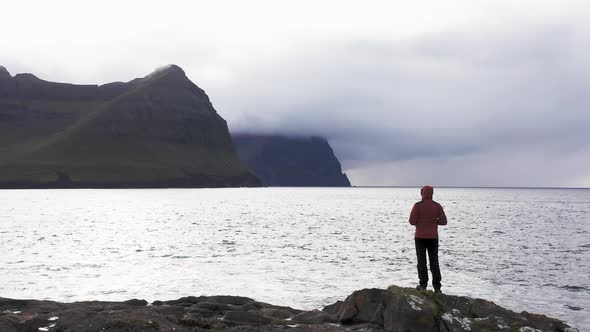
[560,285,590,293]
[0,188,588,329]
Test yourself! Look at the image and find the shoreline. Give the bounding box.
[0,285,574,332]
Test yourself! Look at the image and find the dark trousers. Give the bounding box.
[415,238,442,289]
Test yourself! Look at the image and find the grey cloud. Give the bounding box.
[346,147,590,188]
[2,11,588,186]
[213,23,589,186]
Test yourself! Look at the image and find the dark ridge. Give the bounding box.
[0,65,261,188]
[13,73,102,101]
[0,66,10,78]
[0,65,190,102]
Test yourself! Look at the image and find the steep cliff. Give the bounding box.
[232,134,351,187]
[0,65,260,188]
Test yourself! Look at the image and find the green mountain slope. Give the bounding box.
[0,65,260,188]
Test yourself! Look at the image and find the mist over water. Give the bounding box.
[0,188,588,329]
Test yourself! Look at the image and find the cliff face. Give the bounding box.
[232,134,351,187]
[0,65,260,188]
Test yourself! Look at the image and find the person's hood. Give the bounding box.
[421,185,434,200]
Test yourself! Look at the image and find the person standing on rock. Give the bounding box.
[409,185,447,293]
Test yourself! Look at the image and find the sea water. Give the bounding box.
[0,187,588,329]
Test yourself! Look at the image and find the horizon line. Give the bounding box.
[352,185,590,190]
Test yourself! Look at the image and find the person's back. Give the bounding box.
[409,186,447,238]
[408,185,447,292]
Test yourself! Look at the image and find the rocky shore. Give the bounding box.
[0,285,574,332]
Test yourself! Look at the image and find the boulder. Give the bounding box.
[331,285,571,332]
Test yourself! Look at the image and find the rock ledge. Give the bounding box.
[0,285,575,332]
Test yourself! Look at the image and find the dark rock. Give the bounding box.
[337,288,387,325]
[382,286,438,332]
[223,310,273,324]
[162,295,204,306]
[205,295,255,306]
[123,299,148,306]
[292,309,338,324]
[54,308,190,332]
[193,301,233,311]
[148,305,186,316]
[236,301,266,311]
[0,321,18,332]
[334,285,571,332]
[322,300,344,315]
[518,311,572,332]
[163,295,255,306]
[0,286,572,331]
[176,313,213,328]
[187,306,217,317]
[0,297,66,313]
[259,307,295,319]
[233,134,351,187]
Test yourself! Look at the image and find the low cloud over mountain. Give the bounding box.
[2,0,588,186]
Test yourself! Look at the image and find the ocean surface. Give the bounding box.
[0,187,588,329]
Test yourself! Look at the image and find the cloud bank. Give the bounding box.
[1,0,589,186]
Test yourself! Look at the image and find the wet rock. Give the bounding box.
[163,295,254,306]
[148,304,186,317]
[235,301,265,311]
[209,295,255,305]
[383,286,438,332]
[122,299,148,306]
[337,288,388,325]
[193,301,233,311]
[187,306,217,318]
[292,309,338,324]
[176,313,213,328]
[333,285,571,332]
[0,285,572,331]
[260,307,297,319]
[322,300,344,315]
[223,310,273,324]
[518,311,572,332]
[161,295,204,306]
[54,308,188,332]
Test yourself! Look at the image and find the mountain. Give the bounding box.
[232,134,351,187]
[0,65,260,188]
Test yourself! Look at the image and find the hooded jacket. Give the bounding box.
[409,185,447,239]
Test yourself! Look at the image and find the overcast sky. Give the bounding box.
[1,0,589,187]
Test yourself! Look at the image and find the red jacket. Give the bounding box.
[409,186,447,239]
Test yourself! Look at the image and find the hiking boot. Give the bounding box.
[434,288,442,294]
[416,285,427,291]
